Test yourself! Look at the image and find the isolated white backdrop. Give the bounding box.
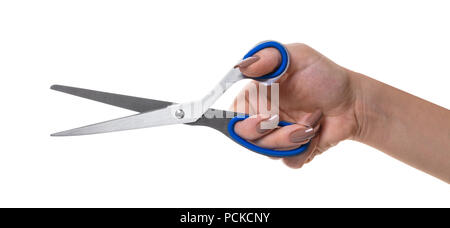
[0,0,449,207]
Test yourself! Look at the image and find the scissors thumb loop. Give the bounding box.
[242,40,290,82]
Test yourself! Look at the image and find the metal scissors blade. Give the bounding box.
[52,66,247,137]
[51,107,178,136]
[50,85,173,113]
[51,85,240,137]
[50,85,240,136]
[51,85,184,136]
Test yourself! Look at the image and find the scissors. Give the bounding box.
[51,41,310,157]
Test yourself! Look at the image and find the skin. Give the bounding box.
[232,43,450,183]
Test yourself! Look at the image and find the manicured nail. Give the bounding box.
[257,114,279,134]
[234,56,260,68]
[289,127,315,143]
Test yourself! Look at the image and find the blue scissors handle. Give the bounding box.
[242,41,289,80]
[227,115,310,157]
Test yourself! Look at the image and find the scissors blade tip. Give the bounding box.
[51,126,97,136]
[50,131,77,137]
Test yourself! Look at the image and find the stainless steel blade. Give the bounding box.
[50,85,246,136]
[51,62,248,137]
[51,107,182,136]
[51,85,173,113]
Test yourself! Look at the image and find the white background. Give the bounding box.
[0,0,449,207]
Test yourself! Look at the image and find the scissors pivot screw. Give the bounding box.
[175,109,185,119]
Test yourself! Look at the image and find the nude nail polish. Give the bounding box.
[289,127,315,143]
[234,56,260,68]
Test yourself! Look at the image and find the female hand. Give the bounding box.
[232,42,450,183]
[232,43,359,168]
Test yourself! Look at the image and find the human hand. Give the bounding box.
[232,43,359,168]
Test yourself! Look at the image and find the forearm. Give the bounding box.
[350,71,450,183]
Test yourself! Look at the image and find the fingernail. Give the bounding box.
[256,114,279,134]
[234,56,260,68]
[289,127,315,143]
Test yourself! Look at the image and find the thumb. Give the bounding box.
[236,47,281,78]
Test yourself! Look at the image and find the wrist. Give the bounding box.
[348,70,386,144]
